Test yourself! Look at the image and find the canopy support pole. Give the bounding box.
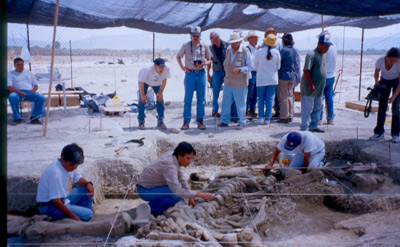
[152,32,155,61]
[321,15,324,31]
[358,27,365,101]
[69,40,73,88]
[26,23,32,71]
[43,0,61,137]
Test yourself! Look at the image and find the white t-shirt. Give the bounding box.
[277,131,325,155]
[7,70,38,90]
[375,56,400,80]
[253,47,281,86]
[138,65,171,87]
[36,159,82,203]
[325,45,337,78]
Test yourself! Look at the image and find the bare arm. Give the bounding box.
[374,68,380,85]
[389,74,400,104]
[7,86,26,97]
[51,198,81,221]
[265,148,281,173]
[302,152,311,173]
[157,79,167,102]
[139,82,147,103]
[30,84,38,94]
[76,177,94,199]
[207,63,212,83]
[176,55,190,73]
[303,70,315,92]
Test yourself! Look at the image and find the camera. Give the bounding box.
[193,59,202,66]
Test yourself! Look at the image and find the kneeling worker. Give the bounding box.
[136,142,213,216]
[36,143,94,221]
[265,131,325,173]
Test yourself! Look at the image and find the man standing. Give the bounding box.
[218,32,253,130]
[137,58,170,130]
[7,57,45,125]
[265,131,325,173]
[300,32,331,133]
[36,143,94,221]
[320,31,337,125]
[244,31,259,119]
[177,26,212,130]
[207,31,229,117]
[136,142,213,216]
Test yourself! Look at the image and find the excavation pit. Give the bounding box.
[7,139,400,246]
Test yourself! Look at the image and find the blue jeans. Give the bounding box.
[138,83,164,123]
[137,185,182,216]
[211,71,225,113]
[183,70,206,122]
[374,78,400,136]
[257,85,276,121]
[288,149,325,170]
[38,186,93,221]
[246,71,257,113]
[301,95,323,131]
[8,90,45,120]
[320,77,335,120]
[221,85,247,126]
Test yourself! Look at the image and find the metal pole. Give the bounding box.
[43,0,61,136]
[152,32,155,61]
[358,28,365,101]
[0,0,8,244]
[69,40,73,88]
[26,23,32,71]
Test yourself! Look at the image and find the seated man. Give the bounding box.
[36,143,94,221]
[7,57,45,125]
[265,131,325,173]
[136,142,213,216]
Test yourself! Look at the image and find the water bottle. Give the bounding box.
[208,169,217,184]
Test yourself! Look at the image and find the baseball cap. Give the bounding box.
[318,31,332,46]
[190,26,201,36]
[154,57,165,67]
[284,132,302,151]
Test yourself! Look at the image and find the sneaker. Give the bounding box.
[197,120,207,130]
[327,119,334,125]
[211,112,221,117]
[310,127,325,133]
[218,122,229,127]
[30,118,42,125]
[369,133,384,140]
[250,111,258,119]
[236,125,245,130]
[138,122,145,130]
[277,118,290,124]
[11,119,22,126]
[254,119,265,125]
[181,121,190,130]
[391,135,399,143]
[157,122,167,130]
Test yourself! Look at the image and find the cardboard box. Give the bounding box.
[294,92,301,102]
[45,95,60,107]
[60,95,80,107]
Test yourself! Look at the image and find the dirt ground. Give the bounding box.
[6,54,400,246]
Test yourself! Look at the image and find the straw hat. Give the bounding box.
[228,32,243,43]
[264,34,277,47]
[244,30,258,42]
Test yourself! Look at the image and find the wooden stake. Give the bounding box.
[43,0,60,137]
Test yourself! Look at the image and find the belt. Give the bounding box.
[189,69,204,73]
[37,201,52,207]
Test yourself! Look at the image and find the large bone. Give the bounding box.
[22,212,132,242]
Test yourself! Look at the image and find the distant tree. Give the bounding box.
[55,41,61,49]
